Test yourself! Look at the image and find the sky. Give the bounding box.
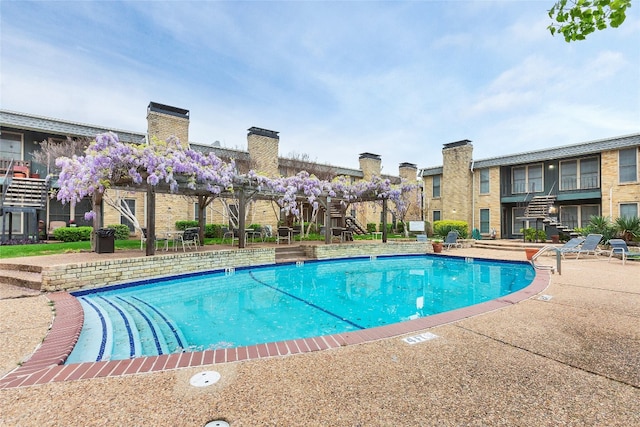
[1,1,639,173]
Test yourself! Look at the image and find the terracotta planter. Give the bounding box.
[551,235,559,244]
[525,248,538,260]
[432,242,443,253]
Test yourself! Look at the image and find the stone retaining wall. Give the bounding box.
[304,241,432,259]
[41,248,275,292]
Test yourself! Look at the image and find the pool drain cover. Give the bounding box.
[190,371,221,387]
[205,421,229,427]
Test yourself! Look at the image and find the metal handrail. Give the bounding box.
[1,159,14,208]
[530,245,562,275]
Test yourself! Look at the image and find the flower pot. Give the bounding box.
[525,248,538,260]
[551,235,559,244]
[432,242,443,253]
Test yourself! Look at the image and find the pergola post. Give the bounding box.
[382,198,388,243]
[238,189,247,249]
[146,185,156,256]
[324,197,331,244]
[91,192,103,252]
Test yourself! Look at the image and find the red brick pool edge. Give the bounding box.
[0,268,550,389]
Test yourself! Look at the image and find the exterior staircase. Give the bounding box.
[1,177,48,210]
[345,216,367,235]
[520,195,574,234]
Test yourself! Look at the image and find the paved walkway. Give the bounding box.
[0,247,638,426]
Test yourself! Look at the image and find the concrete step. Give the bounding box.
[0,268,42,289]
[275,246,308,263]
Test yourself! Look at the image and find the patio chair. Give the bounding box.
[141,227,168,251]
[277,227,292,244]
[608,239,640,265]
[443,230,462,250]
[575,234,604,259]
[179,227,199,252]
[47,221,67,239]
[557,237,585,259]
[222,227,238,245]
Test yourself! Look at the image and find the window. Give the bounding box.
[560,157,599,191]
[620,203,638,218]
[580,158,599,189]
[560,206,578,230]
[619,148,638,183]
[479,169,490,194]
[432,175,441,198]
[513,167,526,194]
[512,164,543,193]
[479,209,490,233]
[580,205,600,227]
[0,131,23,159]
[120,199,136,232]
[432,210,441,222]
[194,202,205,222]
[560,160,577,190]
[528,165,543,192]
[512,207,527,234]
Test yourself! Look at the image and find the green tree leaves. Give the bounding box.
[548,0,632,42]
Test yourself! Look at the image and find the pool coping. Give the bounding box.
[0,259,550,389]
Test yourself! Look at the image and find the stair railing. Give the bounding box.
[1,159,14,209]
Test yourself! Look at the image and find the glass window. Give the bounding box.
[512,207,527,234]
[120,199,136,232]
[0,132,23,159]
[619,148,637,183]
[432,175,441,198]
[620,203,638,218]
[73,197,93,226]
[432,210,441,222]
[580,158,599,189]
[194,202,206,222]
[528,165,543,192]
[513,167,526,194]
[479,169,490,194]
[560,206,578,230]
[560,160,577,190]
[480,209,490,233]
[580,205,600,227]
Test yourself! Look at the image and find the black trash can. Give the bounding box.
[96,228,115,254]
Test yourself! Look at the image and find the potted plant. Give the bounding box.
[432,239,443,253]
[69,219,76,227]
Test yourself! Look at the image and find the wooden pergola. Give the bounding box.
[95,179,391,256]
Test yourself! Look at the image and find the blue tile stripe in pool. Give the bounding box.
[98,296,136,359]
[131,296,185,349]
[248,271,365,330]
[116,297,164,355]
[79,297,108,362]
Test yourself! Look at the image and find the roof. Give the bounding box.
[421,133,640,176]
[0,110,146,144]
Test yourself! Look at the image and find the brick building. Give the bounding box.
[421,135,640,239]
[1,102,418,240]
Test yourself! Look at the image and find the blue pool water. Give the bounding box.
[67,255,535,364]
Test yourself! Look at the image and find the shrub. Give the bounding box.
[205,224,224,238]
[396,222,405,233]
[584,215,617,242]
[379,223,393,234]
[106,224,131,240]
[521,228,547,242]
[175,220,199,230]
[53,226,93,242]
[366,223,377,233]
[433,220,468,239]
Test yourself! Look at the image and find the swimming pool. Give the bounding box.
[67,254,535,364]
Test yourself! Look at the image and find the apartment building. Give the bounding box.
[1,103,419,240]
[421,135,640,239]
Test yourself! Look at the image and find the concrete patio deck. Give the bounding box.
[0,246,638,426]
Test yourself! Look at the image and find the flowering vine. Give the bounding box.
[55,133,415,221]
